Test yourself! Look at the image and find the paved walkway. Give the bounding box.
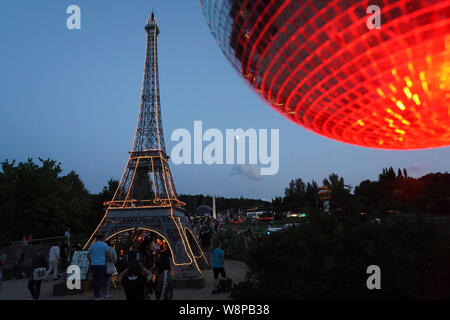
[0,260,247,300]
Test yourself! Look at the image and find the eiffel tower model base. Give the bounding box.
[85,206,208,284]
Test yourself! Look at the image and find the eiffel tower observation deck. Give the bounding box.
[84,13,207,282]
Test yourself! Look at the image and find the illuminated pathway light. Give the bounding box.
[201,0,450,149]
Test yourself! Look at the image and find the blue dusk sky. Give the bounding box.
[0,0,449,201]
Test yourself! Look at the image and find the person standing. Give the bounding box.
[154,239,172,300]
[88,233,110,300]
[28,248,47,300]
[119,260,152,300]
[64,228,71,265]
[209,221,215,239]
[115,249,128,275]
[200,226,211,261]
[64,228,71,243]
[142,244,154,272]
[211,241,227,286]
[45,242,60,280]
[243,228,254,251]
[128,242,141,262]
[142,243,155,298]
[104,241,117,299]
[138,233,148,259]
[60,241,69,274]
[13,246,25,279]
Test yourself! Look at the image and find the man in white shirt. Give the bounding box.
[46,243,60,280]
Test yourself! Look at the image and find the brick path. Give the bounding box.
[0,260,247,300]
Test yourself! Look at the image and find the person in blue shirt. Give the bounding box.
[88,233,110,300]
[211,241,226,286]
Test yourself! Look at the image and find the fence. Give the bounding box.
[11,236,65,247]
[3,234,89,266]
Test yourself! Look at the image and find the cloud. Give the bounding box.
[230,165,264,181]
[408,165,425,173]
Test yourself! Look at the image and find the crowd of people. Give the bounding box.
[193,218,230,291]
[194,218,218,259]
[84,220,230,300]
[0,228,75,298]
[87,231,173,300]
[0,219,231,300]
[24,228,73,299]
[0,226,82,299]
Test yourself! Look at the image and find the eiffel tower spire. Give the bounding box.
[107,13,183,209]
[133,11,164,153]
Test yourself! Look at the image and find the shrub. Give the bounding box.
[231,214,450,299]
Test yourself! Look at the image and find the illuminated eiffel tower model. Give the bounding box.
[85,13,206,280]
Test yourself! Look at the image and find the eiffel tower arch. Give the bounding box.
[85,13,207,280]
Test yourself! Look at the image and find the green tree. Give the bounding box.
[284,178,306,210]
[322,173,354,215]
[0,158,94,245]
[90,178,119,229]
[304,180,320,214]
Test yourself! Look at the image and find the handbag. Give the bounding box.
[33,267,47,281]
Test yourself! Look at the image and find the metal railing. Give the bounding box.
[11,236,66,247]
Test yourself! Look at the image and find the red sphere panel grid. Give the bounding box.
[201,0,450,149]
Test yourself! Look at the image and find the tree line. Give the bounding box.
[1,158,448,246]
[0,158,102,246]
[272,167,450,218]
[230,167,450,299]
[0,158,268,246]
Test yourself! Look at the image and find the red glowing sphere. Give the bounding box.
[201,0,450,149]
